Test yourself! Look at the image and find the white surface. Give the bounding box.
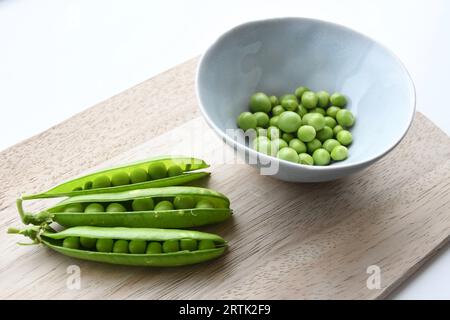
[0,0,449,299]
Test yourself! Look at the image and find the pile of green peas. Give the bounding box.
[62,196,218,213]
[237,88,355,166]
[61,236,217,254]
[73,162,184,192]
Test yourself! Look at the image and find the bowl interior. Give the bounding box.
[197,18,415,167]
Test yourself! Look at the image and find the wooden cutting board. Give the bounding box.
[1,58,449,300]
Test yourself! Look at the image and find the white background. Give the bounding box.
[1,0,449,299]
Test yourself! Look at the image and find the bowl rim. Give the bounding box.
[195,17,416,172]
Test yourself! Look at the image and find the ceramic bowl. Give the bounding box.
[196,17,415,182]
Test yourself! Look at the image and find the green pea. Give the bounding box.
[148,162,167,180]
[297,125,316,143]
[281,99,298,112]
[250,92,272,113]
[278,111,302,133]
[111,172,130,186]
[311,107,326,115]
[316,91,330,108]
[163,240,180,253]
[195,199,215,209]
[326,106,341,118]
[254,112,270,128]
[267,126,281,140]
[80,237,97,249]
[333,125,344,136]
[294,86,310,99]
[316,126,334,142]
[337,130,353,146]
[305,113,325,131]
[129,168,148,184]
[282,133,295,143]
[154,200,174,211]
[336,109,355,127]
[106,203,127,213]
[72,187,82,192]
[167,165,183,177]
[146,242,162,254]
[280,94,298,104]
[92,175,111,189]
[301,91,318,109]
[330,92,347,107]
[271,138,288,154]
[84,203,104,213]
[173,195,196,209]
[253,136,272,155]
[269,95,279,107]
[96,238,114,252]
[255,127,268,137]
[298,153,314,165]
[129,240,147,254]
[180,239,198,251]
[277,147,300,163]
[296,104,308,117]
[322,139,341,153]
[307,139,322,154]
[301,113,313,125]
[331,145,349,161]
[324,116,337,128]
[237,111,257,131]
[63,237,80,249]
[271,105,285,116]
[64,203,83,213]
[113,240,129,253]
[312,148,331,166]
[289,138,307,154]
[84,181,93,190]
[132,198,154,211]
[198,240,215,250]
[269,115,280,127]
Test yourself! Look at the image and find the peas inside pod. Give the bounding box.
[67,235,219,255]
[8,226,227,267]
[61,195,218,214]
[22,156,210,200]
[17,185,232,229]
[237,90,355,166]
[88,163,182,189]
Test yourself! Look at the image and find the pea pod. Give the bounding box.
[8,226,227,267]
[18,186,232,228]
[22,156,210,200]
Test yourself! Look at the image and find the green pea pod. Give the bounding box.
[18,186,232,228]
[8,226,228,267]
[22,156,210,200]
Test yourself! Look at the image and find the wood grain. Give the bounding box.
[1,58,449,299]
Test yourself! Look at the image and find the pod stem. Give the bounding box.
[16,197,54,226]
[7,225,43,245]
[16,198,26,223]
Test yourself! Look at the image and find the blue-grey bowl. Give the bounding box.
[196,17,415,182]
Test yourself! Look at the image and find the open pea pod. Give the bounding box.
[8,226,227,267]
[18,186,232,228]
[22,156,210,200]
